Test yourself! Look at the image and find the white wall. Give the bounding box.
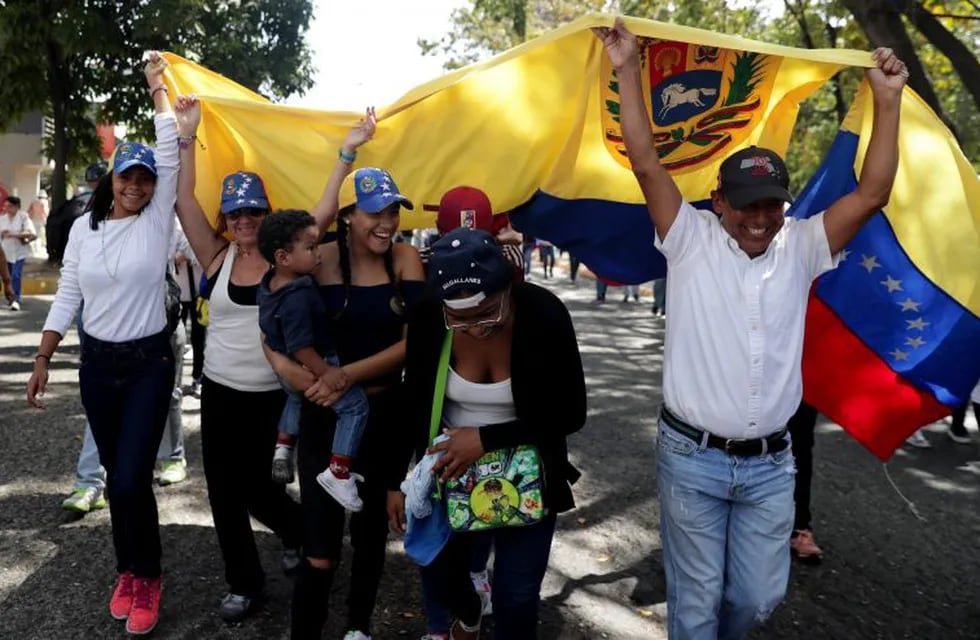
[0,132,45,202]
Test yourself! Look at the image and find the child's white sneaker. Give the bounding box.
[316,469,364,512]
[271,444,294,484]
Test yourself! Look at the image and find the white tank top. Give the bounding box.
[203,244,279,392]
[442,367,517,428]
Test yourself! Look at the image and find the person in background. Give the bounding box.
[1,195,37,311]
[538,239,555,279]
[26,52,178,635]
[28,192,49,255]
[46,162,106,264]
[651,277,666,316]
[787,402,823,564]
[948,377,980,444]
[175,218,206,398]
[0,244,13,304]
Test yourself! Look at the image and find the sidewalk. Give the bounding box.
[20,256,61,296]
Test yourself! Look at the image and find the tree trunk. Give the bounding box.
[46,39,69,212]
[839,0,956,136]
[902,1,980,113]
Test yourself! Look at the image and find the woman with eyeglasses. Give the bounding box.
[393,228,587,640]
[173,95,309,623]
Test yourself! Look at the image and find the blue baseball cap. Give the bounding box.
[220,171,270,214]
[339,167,414,213]
[112,142,157,176]
[428,228,510,308]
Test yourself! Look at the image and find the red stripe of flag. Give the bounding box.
[802,294,951,460]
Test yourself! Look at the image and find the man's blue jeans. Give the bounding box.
[657,421,795,640]
[8,258,24,302]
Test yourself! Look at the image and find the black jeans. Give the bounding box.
[79,330,174,577]
[291,387,400,639]
[200,376,302,595]
[788,401,818,531]
[179,302,206,380]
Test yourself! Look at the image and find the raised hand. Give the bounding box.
[174,94,202,136]
[144,51,168,87]
[342,106,377,153]
[868,48,909,98]
[592,17,640,71]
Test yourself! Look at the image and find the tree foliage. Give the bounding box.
[0,0,315,208]
[420,0,980,182]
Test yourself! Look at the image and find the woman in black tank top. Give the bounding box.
[261,121,425,639]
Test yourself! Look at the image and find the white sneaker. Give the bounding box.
[470,569,493,616]
[344,631,372,640]
[10,300,20,311]
[317,470,364,512]
[905,429,932,449]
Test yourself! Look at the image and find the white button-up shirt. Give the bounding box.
[655,201,838,439]
[0,210,36,262]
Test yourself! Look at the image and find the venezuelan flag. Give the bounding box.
[161,14,979,459]
[792,85,980,459]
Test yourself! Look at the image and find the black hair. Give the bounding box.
[87,173,114,230]
[257,209,315,265]
[335,204,405,317]
[5,195,21,207]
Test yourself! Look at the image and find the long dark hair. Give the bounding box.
[86,173,115,230]
[335,205,405,317]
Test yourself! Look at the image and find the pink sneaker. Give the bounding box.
[109,571,134,620]
[791,529,823,565]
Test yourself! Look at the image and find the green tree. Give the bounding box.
[0,0,315,209]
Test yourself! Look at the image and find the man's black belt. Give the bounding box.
[660,406,789,457]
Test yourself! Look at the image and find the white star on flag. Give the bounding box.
[905,336,926,349]
[880,275,903,293]
[897,298,921,312]
[859,254,881,273]
[237,188,247,197]
[889,348,910,361]
[906,317,929,331]
[839,249,851,262]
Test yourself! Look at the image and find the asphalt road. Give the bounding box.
[0,275,977,639]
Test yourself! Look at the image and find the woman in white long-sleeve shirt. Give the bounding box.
[26,53,178,636]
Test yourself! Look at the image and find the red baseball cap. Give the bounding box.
[436,186,493,235]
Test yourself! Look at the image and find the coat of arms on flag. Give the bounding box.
[601,40,778,172]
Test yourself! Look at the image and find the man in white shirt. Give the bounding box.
[595,18,909,639]
[0,195,37,310]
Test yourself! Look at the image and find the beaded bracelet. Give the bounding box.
[178,135,206,151]
[339,148,357,164]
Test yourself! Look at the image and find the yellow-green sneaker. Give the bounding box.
[61,487,107,513]
[158,459,188,486]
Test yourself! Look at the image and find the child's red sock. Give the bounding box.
[329,455,352,480]
[277,433,295,447]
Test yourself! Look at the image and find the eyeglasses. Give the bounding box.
[443,290,510,331]
[226,208,267,221]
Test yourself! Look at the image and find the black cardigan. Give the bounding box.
[396,282,587,513]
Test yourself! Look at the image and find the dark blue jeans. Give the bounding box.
[422,534,493,634]
[421,515,557,639]
[79,330,175,578]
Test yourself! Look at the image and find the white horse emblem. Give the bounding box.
[658,83,719,118]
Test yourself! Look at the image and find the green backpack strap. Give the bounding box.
[429,329,453,499]
[429,329,454,445]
